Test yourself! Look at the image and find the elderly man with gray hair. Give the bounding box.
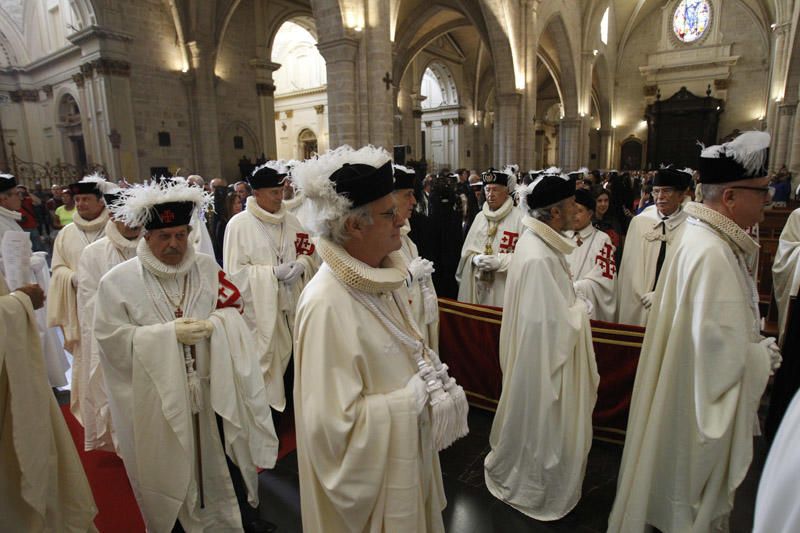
[290,145,469,532]
[484,169,599,521]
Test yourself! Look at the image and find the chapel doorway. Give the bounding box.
[298,129,317,159]
[59,94,87,171]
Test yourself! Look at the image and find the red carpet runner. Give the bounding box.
[61,405,298,532]
[60,405,145,532]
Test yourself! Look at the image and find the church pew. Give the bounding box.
[437,298,643,445]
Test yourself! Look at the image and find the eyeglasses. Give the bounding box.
[728,186,774,200]
[651,187,678,197]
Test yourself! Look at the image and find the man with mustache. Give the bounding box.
[94,179,278,532]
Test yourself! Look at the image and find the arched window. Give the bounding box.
[271,21,327,94]
[298,129,317,159]
[600,7,609,45]
[420,62,459,109]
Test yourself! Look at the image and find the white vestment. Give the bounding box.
[456,198,523,307]
[484,216,599,520]
[608,202,772,533]
[76,220,140,451]
[223,197,319,410]
[190,210,215,258]
[399,222,439,351]
[283,192,310,229]
[753,389,800,533]
[294,239,447,532]
[0,273,97,532]
[772,208,800,343]
[616,205,688,326]
[94,242,278,533]
[564,223,617,322]
[0,206,68,387]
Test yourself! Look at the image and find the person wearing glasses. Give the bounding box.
[616,167,692,326]
[609,131,780,533]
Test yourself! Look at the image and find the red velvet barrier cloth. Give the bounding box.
[437,298,645,444]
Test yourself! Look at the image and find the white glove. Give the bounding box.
[573,285,594,317]
[405,374,429,415]
[760,337,782,371]
[175,317,214,345]
[640,291,655,310]
[70,272,79,289]
[408,257,435,282]
[273,262,294,281]
[474,254,501,271]
[30,252,47,271]
[283,261,305,285]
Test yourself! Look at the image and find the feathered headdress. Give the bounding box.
[112,178,212,230]
[698,130,770,183]
[291,145,392,236]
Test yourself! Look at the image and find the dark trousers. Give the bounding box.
[172,414,259,532]
[270,355,294,433]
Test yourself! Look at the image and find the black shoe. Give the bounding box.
[243,518,277,533]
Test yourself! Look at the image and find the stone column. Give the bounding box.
[773,103,796,170]
[789,102,800,190]
[598,129,612,170]
[520,0,539,170]
[411,93,424,159]
[186,41,222,177]
[363,0,394,150]
[494,92,522,167]
[250,59,280,159]
[317,37,359,148]
[559,117,581,169]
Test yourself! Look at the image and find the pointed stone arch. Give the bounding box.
[539,13,579,118]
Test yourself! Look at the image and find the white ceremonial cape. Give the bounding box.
[608,202,772,533]
[616,205,688,326]
[753,389,800,533]
[76,220,140,452]
[484,215,599,520]
[283,192,311,229]
[772,208,800,343]
[0,273,97,532]
[94,244,278,533]
[399,222,439,351]
[564,224,617,322]
[0,206,68,387]
[456,198,523,307]
[223,196,319,410]
[294,239,447,533]
[47,209,109,354]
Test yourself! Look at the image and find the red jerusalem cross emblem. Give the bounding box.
[595,243,616,280]
[294,232,315,256]
[159,209,175,223]
[499,231,519,253]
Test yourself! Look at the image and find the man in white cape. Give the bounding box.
[456,167,523,306]
[93,180,278,533]
[0,273,97,531]
[616,167,691,326]
[608,132,780,533]
[223,160,319,414]
[0,174,69,387]
[291,145,469,532]
[75,184,141,452]
[564,188,617,321]
[47,174,110,421]
[484,172,599,520]
[394,164,439,350]
[772,207,800,343]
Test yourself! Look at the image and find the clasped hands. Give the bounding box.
[472,254,501,272]
[273,261,305,285]
[175,317,214,345]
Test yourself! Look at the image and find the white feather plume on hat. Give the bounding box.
[112,178,212,229]
[393,163,415,175]
[291,145,392,237]
[253,159,291,177]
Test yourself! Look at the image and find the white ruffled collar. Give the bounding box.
[684,202,759,257]
[317,237,408,294]
[246,195,285,224]
[0,205,21,221]
[482,197,514,222]
[400,220,411,236]
[522,215,576,256]
[73,208,109,232]
[105,220,141,251]
[137,236,197,279]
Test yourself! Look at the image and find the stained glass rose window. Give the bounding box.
[673,0,711,44]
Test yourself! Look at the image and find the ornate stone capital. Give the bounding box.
[440,118,451,125]
[314,104,325,114]
[9,89,39,103]
[285,110,294,118]
[256,82,276,96]
[90,58,132,77]
[41,85,53,98]
[424,121,433,127]
[412,109,423,119]
[713,78,729,90]
[643,85,658,97]
[72,73,85,88]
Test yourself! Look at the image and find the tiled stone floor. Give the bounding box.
[258,407,767,532]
